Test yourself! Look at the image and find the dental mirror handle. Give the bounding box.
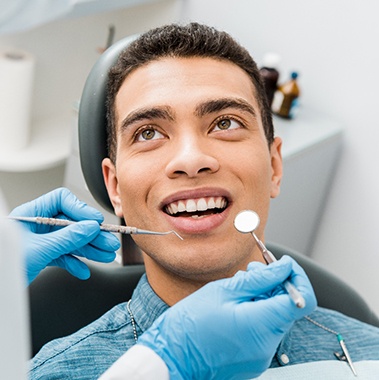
[234,210,305,309]
[252,231,305,309]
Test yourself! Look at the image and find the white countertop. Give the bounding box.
[274,111,344,160]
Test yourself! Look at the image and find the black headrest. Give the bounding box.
[78,35,137,212]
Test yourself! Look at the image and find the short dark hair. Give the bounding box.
[106,22,274,162]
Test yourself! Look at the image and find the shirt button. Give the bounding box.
[280,353,290,365]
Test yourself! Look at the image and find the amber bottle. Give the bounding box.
[272,71,300,118]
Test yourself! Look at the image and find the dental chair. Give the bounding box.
[28,35,379,357]
[29,242,379,357]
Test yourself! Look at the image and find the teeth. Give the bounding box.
[165,196,227,216]
[191,214,207,219]
[178,200,186,212]
[197,198,208,211]
[170,203,178,214]
[186,199,197,212]
[207,198,216,209]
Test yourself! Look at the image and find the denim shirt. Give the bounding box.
[29,274,379,379]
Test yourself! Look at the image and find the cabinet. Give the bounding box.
[265,111,343,255]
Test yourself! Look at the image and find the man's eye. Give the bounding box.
[135,127,164,141]
[213,118,241,131]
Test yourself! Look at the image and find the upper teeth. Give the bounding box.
[166,197,227,215]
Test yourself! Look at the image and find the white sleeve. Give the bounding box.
[99,345,170,380]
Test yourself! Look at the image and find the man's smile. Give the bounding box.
[164,196,228,218]
[159,189,232,233]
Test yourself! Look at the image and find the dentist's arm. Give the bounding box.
[100,256,317,380]
[9,188,120,285]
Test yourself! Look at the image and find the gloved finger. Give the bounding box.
[9,187,104,223]
[251,286,286,303]
[242,284,316,329]
[283,256,311,290]
[221,256,295,301]
[255,257,316,315]
[50,255,91,280]
[86,230,121,252]
[35,220,101,261]
[73,244,116,263]
[282,257,317,313]
[47,217,120,253]
[58,188,104,223]
[238,264,317,322]
[251,256,313,301]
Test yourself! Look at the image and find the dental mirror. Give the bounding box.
[234,210,260,234]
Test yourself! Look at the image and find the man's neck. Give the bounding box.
[143,257,209,306]
[142,252,264,306]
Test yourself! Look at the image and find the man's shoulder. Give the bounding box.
[29,302,134,379]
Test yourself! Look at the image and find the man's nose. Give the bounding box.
[165,136,220,178]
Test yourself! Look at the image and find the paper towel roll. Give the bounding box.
[0,49,35,151]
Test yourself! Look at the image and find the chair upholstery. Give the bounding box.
[29,242,379,357]
[29,263,144,357]
[267,242,379,328]
[78,34,137,213]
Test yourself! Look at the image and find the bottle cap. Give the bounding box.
[291,71,299,79]
[261,53,281,69]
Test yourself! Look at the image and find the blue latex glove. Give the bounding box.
[138,256,317,380]
[9,187,120,285]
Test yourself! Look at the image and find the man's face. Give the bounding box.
[103,57,282,285]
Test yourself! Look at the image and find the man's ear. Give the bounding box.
[102,158,123,218]
[270,137,283,199]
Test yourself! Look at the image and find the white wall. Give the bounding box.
[0,0,180,210]
[180,0,379,315]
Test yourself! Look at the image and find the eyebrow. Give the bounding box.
[119,106,175,132]
[194,98,257,118]
[119,97,257,132]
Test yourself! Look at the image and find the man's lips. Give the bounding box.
[164,196,228,218]
[161,190,231,234]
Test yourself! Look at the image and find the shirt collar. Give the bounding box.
[129,274,169,333]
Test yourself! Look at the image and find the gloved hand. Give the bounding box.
[9,187,120,285]
[138,256,317,380]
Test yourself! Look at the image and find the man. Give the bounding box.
[29,23,379,379]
